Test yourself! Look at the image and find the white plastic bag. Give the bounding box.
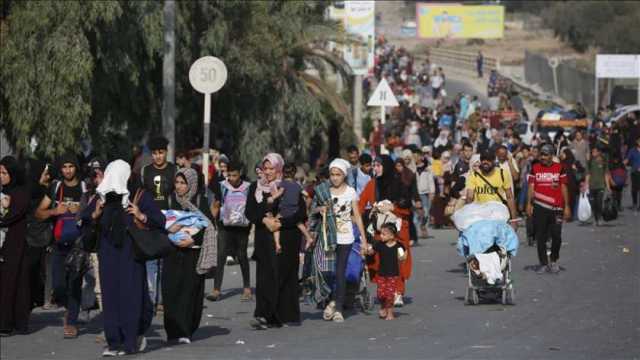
[451,201,510,231]
[577,191,592,222]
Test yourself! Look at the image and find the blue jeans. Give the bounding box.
[418,194,431,227]
[146,260,162,306]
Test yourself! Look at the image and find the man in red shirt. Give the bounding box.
[527,144,571,274]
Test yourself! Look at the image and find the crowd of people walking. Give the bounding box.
[1,40,639,357]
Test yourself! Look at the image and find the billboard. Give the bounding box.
[416,4,504,39]
[596,55,640,79]
[329,1,375,76]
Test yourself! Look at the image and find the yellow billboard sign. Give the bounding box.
[416,4,504,39]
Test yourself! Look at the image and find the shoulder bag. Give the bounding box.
[128,189,174,261]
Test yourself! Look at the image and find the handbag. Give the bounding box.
[128,189,174,261]
[601,192,618,222]
[64,240,91,277]
[26,217,53,247]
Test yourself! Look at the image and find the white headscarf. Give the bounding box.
[96,159,131,208]
[329,158,351,176]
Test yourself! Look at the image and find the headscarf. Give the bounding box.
[0,156,26,192]
[395,158,415,187]
[97,160,131,209]
[434,129,450,149]
[374,155,402,203]
[328,158,350,176]
[174,167,219,274]
[97,160,131,249]
[175,168,198,207]
[255,153,284,202]
[401,149,417,173]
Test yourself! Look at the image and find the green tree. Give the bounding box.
[1,1,352,169]
[1,1,120,157]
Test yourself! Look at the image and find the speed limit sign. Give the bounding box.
[189,56,227,94]
[189,56,228,187]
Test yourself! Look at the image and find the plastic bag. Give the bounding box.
[602,193,618,222]
[451,201,510,231]
[577,191,592,222]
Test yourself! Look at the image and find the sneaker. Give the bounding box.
[549,262,560,274]
[137,336,147,352]
[102,348,119,357]
[226,256,236,265]
[323,301,336,320]
[178,337,191,344]
[536,264,550,274]
[249,317,268,330]
[393,294,404,307]
[332,312,344,323]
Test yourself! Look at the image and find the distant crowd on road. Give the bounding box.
[1,40,640,357]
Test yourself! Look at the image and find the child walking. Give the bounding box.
[366,223,407,320]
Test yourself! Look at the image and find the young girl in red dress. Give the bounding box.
[366,223,407,320]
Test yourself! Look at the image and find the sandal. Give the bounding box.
[323,301,336,321]
[240,290,253,302]
[206,290,221,302]
[64,325,78,339]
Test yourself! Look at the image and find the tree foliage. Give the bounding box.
[507,1,640,53]
[0,0,352,169]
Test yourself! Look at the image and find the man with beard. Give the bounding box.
[527,144,571,274]
[465,150,518,230]
[35,153,87,338]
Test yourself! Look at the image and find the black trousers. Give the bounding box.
[533,204,563,265]
[332,244,352,312]
[214,227,250,290]
[589,189,605,222]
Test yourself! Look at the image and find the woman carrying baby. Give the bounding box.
[162,168,215,345]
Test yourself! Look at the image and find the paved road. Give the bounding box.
[3,190,639,359]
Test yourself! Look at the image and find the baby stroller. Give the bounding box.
[464,245,515,305]
[350,257,374,313]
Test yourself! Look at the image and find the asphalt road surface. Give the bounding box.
[3,189,639,359]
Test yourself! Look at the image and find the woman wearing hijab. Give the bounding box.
[358,155,413,307]
[430,150,453,228]
[394,158,420,246]
[0,156,31,336]
[245,153,306,329]
[81,160,164,356]
[162,168,213,344]
[24,160,52,309]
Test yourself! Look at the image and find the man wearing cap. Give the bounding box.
[527,144,571,274]
[141,136,176,312]
[35,153,87,338]
[465,150,518,230]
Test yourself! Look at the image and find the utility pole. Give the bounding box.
[353,75,363,145]
[162,0,176,162]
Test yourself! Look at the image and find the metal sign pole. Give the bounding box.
[202,93,211,186]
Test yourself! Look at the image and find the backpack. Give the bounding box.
[51,180,87,245]
[219,181,250,227]
[610,167,626,188]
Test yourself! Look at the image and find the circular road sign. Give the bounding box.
[189,56,228,94]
